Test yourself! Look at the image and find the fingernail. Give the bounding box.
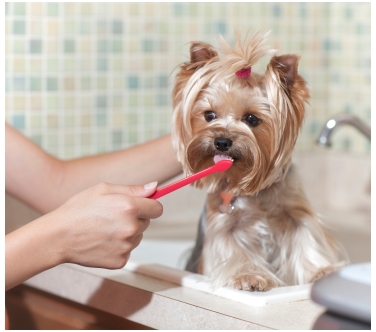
[143,181,158,190]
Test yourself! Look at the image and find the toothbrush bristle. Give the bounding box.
[214,154,234,164]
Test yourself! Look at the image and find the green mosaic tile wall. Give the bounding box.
[5,2,371,159]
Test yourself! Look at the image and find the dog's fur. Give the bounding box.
[171,31,347,291]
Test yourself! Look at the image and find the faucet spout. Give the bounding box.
[317,113,371,147]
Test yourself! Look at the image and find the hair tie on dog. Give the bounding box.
[235,67,251,78]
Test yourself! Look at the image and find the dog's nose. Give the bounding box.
[214,137,233,152]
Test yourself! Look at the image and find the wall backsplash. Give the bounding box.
[5,2,371,159]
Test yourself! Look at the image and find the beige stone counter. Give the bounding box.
[24,263,326,330]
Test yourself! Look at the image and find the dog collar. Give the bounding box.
[219,191,236,214]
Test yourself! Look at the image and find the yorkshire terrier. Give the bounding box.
[171,31,347,291]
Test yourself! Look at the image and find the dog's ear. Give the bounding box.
[188,42,218,69]
[173,42,217,109]
[269,54,301,90]
[266,53,310,105]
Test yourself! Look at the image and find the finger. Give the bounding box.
[136,197,163,220]
[132,233,143,250]
[101,182,159,198]
[110,193,163,220]
[129,196,163,220]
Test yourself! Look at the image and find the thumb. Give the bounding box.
[124,181,158,198]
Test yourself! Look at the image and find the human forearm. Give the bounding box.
[5,213,64,291]
[56,135,182,211]
[6,123,182,214]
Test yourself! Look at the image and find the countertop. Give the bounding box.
[24,263,326,330]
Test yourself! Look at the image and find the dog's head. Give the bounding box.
[172,31,310,196]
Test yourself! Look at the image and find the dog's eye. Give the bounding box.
[204,111,217,122]
[243,114,260,127]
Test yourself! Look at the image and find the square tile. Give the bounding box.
[79,96,92,109]
[97,21,107,34]
[30,39,42,53]
[46,40,59,53]
[30,21,43,35]
[64,3,77,16]
[80,21,91,34]
[96,113,107,126]
[97,40,108,53]
[47,114,59,127]
[80,77,91,90]
[128,95,138,107]
[30,77,42,91]
[30,114,42,128]
[79,58,92,71]
[112,77,123,90]
[47,133,59,147]
[47,58,58,72]
[64,96,76,109]
[127,76,139,89]
[80,3,92,16]
[13,20,25,34]
[96,77,107,90]
[13,2,26,15]
[13,77,25,91]
[29,96,42,111]
[111,58,123,70]
[80,39,92,53]
[64,77,75,90]
[80,114,91,127]
[13,95,25,110]
[96,96,107,108]
[30,3,43,16]
[13,58,25,72]
[64,113,75,126]
[47,3,59,17]
[47,96,59,109]
[47,77,58,91]
[13,40,26,53]
[112,40,122,52]
[97,58,107,71]
[64,58,75,71]
[112,20,123,34]
[64,132,75,146]
[64,20,76,35]
[12,114,25,129]
[81,132,92,145]
[47,20,59,35]
[64,40,75,53]
[29,58,42,73]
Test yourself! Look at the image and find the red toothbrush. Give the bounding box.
[149,156,233,200]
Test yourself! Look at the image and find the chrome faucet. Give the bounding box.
[317,113,371,147]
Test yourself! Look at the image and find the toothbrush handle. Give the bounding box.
[149,165,216,200]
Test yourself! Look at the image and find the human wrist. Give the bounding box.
[35,211,70,266]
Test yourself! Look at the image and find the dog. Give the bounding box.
[171,31,347,291]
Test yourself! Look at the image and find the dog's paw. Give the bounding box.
[309,265,341,283]
[228,274,270,291]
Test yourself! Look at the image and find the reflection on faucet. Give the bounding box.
[317,113,371,147]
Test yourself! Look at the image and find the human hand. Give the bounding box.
[51,181,161,269]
